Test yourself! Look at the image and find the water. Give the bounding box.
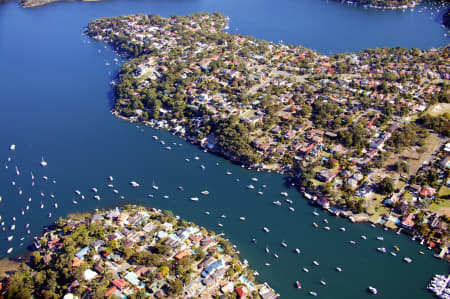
[0,0,449,298]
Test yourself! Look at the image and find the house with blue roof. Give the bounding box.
[201,259,223,277]
[75,247,90,260]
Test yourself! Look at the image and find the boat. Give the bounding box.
[324,226,330,230]
[390,252,397,256]
[251,238,256,243]
[239,217,246,221]
[339,227,346,232]
[361,235,367,240]
[296,281,302,289]
[313,260,319,266]
[130,181,140,187]
[265,263,271,267]
[72,200,78,205]
[217,223,223,227]
[220,214,227,219]
[9,144,15,151]
[40,156,47,167]
[265,246,270,253]
[163,195,169,199]
[394,245,400,251]
[54,203,58,208]
[368,286,378,294]
[43,176,48,180]
[225,171,232,175]
[251,177,258,182]
[204,211,210,215]
[313,211,319,216]
[7,236,13,241]
[272,201,282,206]
[194,156,200,160]
[263,227,270,233]
[289,207,295,212]
[91,187,98,193]
[377,247,386,253]
[200,190,209,195]
[309,291,318,296]
[403,257,413,263]
[75,190,81,195]
[48,212,52,218]
[281,241,288,247]
[10,225,15,231]
[107,184,113,188]
[285,199,293,204]
[15,166,20,176]
[40,202,44,209]
[152,181,159,190]
[247,184,255,189]
[303,268,309,272]
[109,176,113,181]
[280,192,288,197]
[273,253,279,258]
[295,248,301,254]
[190,197,199,201]
[94,195,101,200]
[178,186,184,191]
[350,240,356,244]
[313,222,318,228]
[376,236,384,241]
[200,164,205,170]
[254,271,259,276]
[323,219,328,224]
[7,248,13,254]
[113,189,119,194]
[336,267,342,272]
[419,251,424,255]
[320,280,327,286]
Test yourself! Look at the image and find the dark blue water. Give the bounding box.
[0,0,448,297]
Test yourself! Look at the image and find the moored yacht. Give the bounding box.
[190,197,199,201]
[272,201,281,206]
[40,156,47,167]
[263,227,270,232]
[368,286,378,294]
[296,281,302,289]
[295,248,301,254]
[200,190,209,195]
[280,192,288,197]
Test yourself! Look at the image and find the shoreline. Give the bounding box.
[110,109,448,261]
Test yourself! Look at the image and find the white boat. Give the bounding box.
[258,191,264,195]
[40,202,44,209]
[43,176,48,181]
[263,227,270,232]
[11,181,15,186]
[10,224,15,231]
[273,201,282,206]
[7,248,13,254]
[295,248,301,254]
[239,217,246,221]
[218,223,223,227]
[285,199,293,204]
[289,207,295,212]
[185,158,190,162]
[15,166,20,176]
[190,197,199,201]
[107,184,114,188]
[152,181,159,190]
[50,194,55,198]
[376,236,384,241]
[72,200,78,205]
[113,189,119,194]
[226,171,232,175]
[339,227,346,232]
[313,260,319,266]
[309,291,317,296]
[48,212,52,218]
[91,187,98,193]
[254,271,259,276]
[75,190,81,195]
[281,241,288,247]
[403,257,412,263]
[200,190,209,195]
[313,211,319,216]
[265,263,271,267]
[265,246,270,253]
[109,176,113,181]
[350,240,356,244]
[361,235,367,240]
[130,181,140,187]
[54,203,58,208]
[94,195,101,200]
[7,236,13,241]
[368,286,378,294]
[377,247,386,253]
[204,211,210,215]
[320,280,326,286]
[262,184,267,188]
[40,156,47,167]
[163,195,169,199]
[324,226,330,230]
[280,192,288,197]
[390,252,397,256]
[323,219,328,224]
[273,253,278,258]
[303,268,309,272]
[220,214,227,218]
[200,164,205,170]
[9,144,15,151]
[336,267,342,272]
[194,156,200,160]
[251,177,258,182]
[247,184,255,189]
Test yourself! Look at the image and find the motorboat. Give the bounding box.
[313,211,319,216]
[295,248,301,254]
[273,253,279,258]
[217,223,223,227]
[265,246,270,253]
[368,286,378,294]
[376,236,384,241]
[336,267,342,272]
[190,197,199,201]
[251,177,258,182]
[109,176,113,181]
[40,156,47,167]
[9,144,15,151]
[303,268,309,272]
[204,211,210,215]
[200,190,209,195]
[273,201,282,206]
[263,227,270,232]
[247,184,255,189]
[377,247,386,253]
[239,217,246,221]
[324,226,330,230]
[281,241,288,247]
[296,281,302,289]
[220,215,227,219]
[289,207,295,212]
[130,181,139,187]
[313,222,318,228]
[91,187,98,193]
[320,280,326,286]
[403,257,412,263]
[280,192,288,197]
[313,260,319,266]
[309,291,318,296]
[94,195,101,200]
[285,199,293,204]
[350,240,356,245]
[361,235,367,240]
[339,227,346,232]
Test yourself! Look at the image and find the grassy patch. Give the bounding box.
[425,103,450,117]
[429,198,450,217]
[438,185,450,198]
[0,258,21,279]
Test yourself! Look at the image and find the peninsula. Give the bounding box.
[1,205,276,298]
[86,12,450,259]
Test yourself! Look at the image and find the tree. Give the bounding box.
[378,177,395,195]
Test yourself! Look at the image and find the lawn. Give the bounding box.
[438,185,450,198]
[425,103,450,117]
